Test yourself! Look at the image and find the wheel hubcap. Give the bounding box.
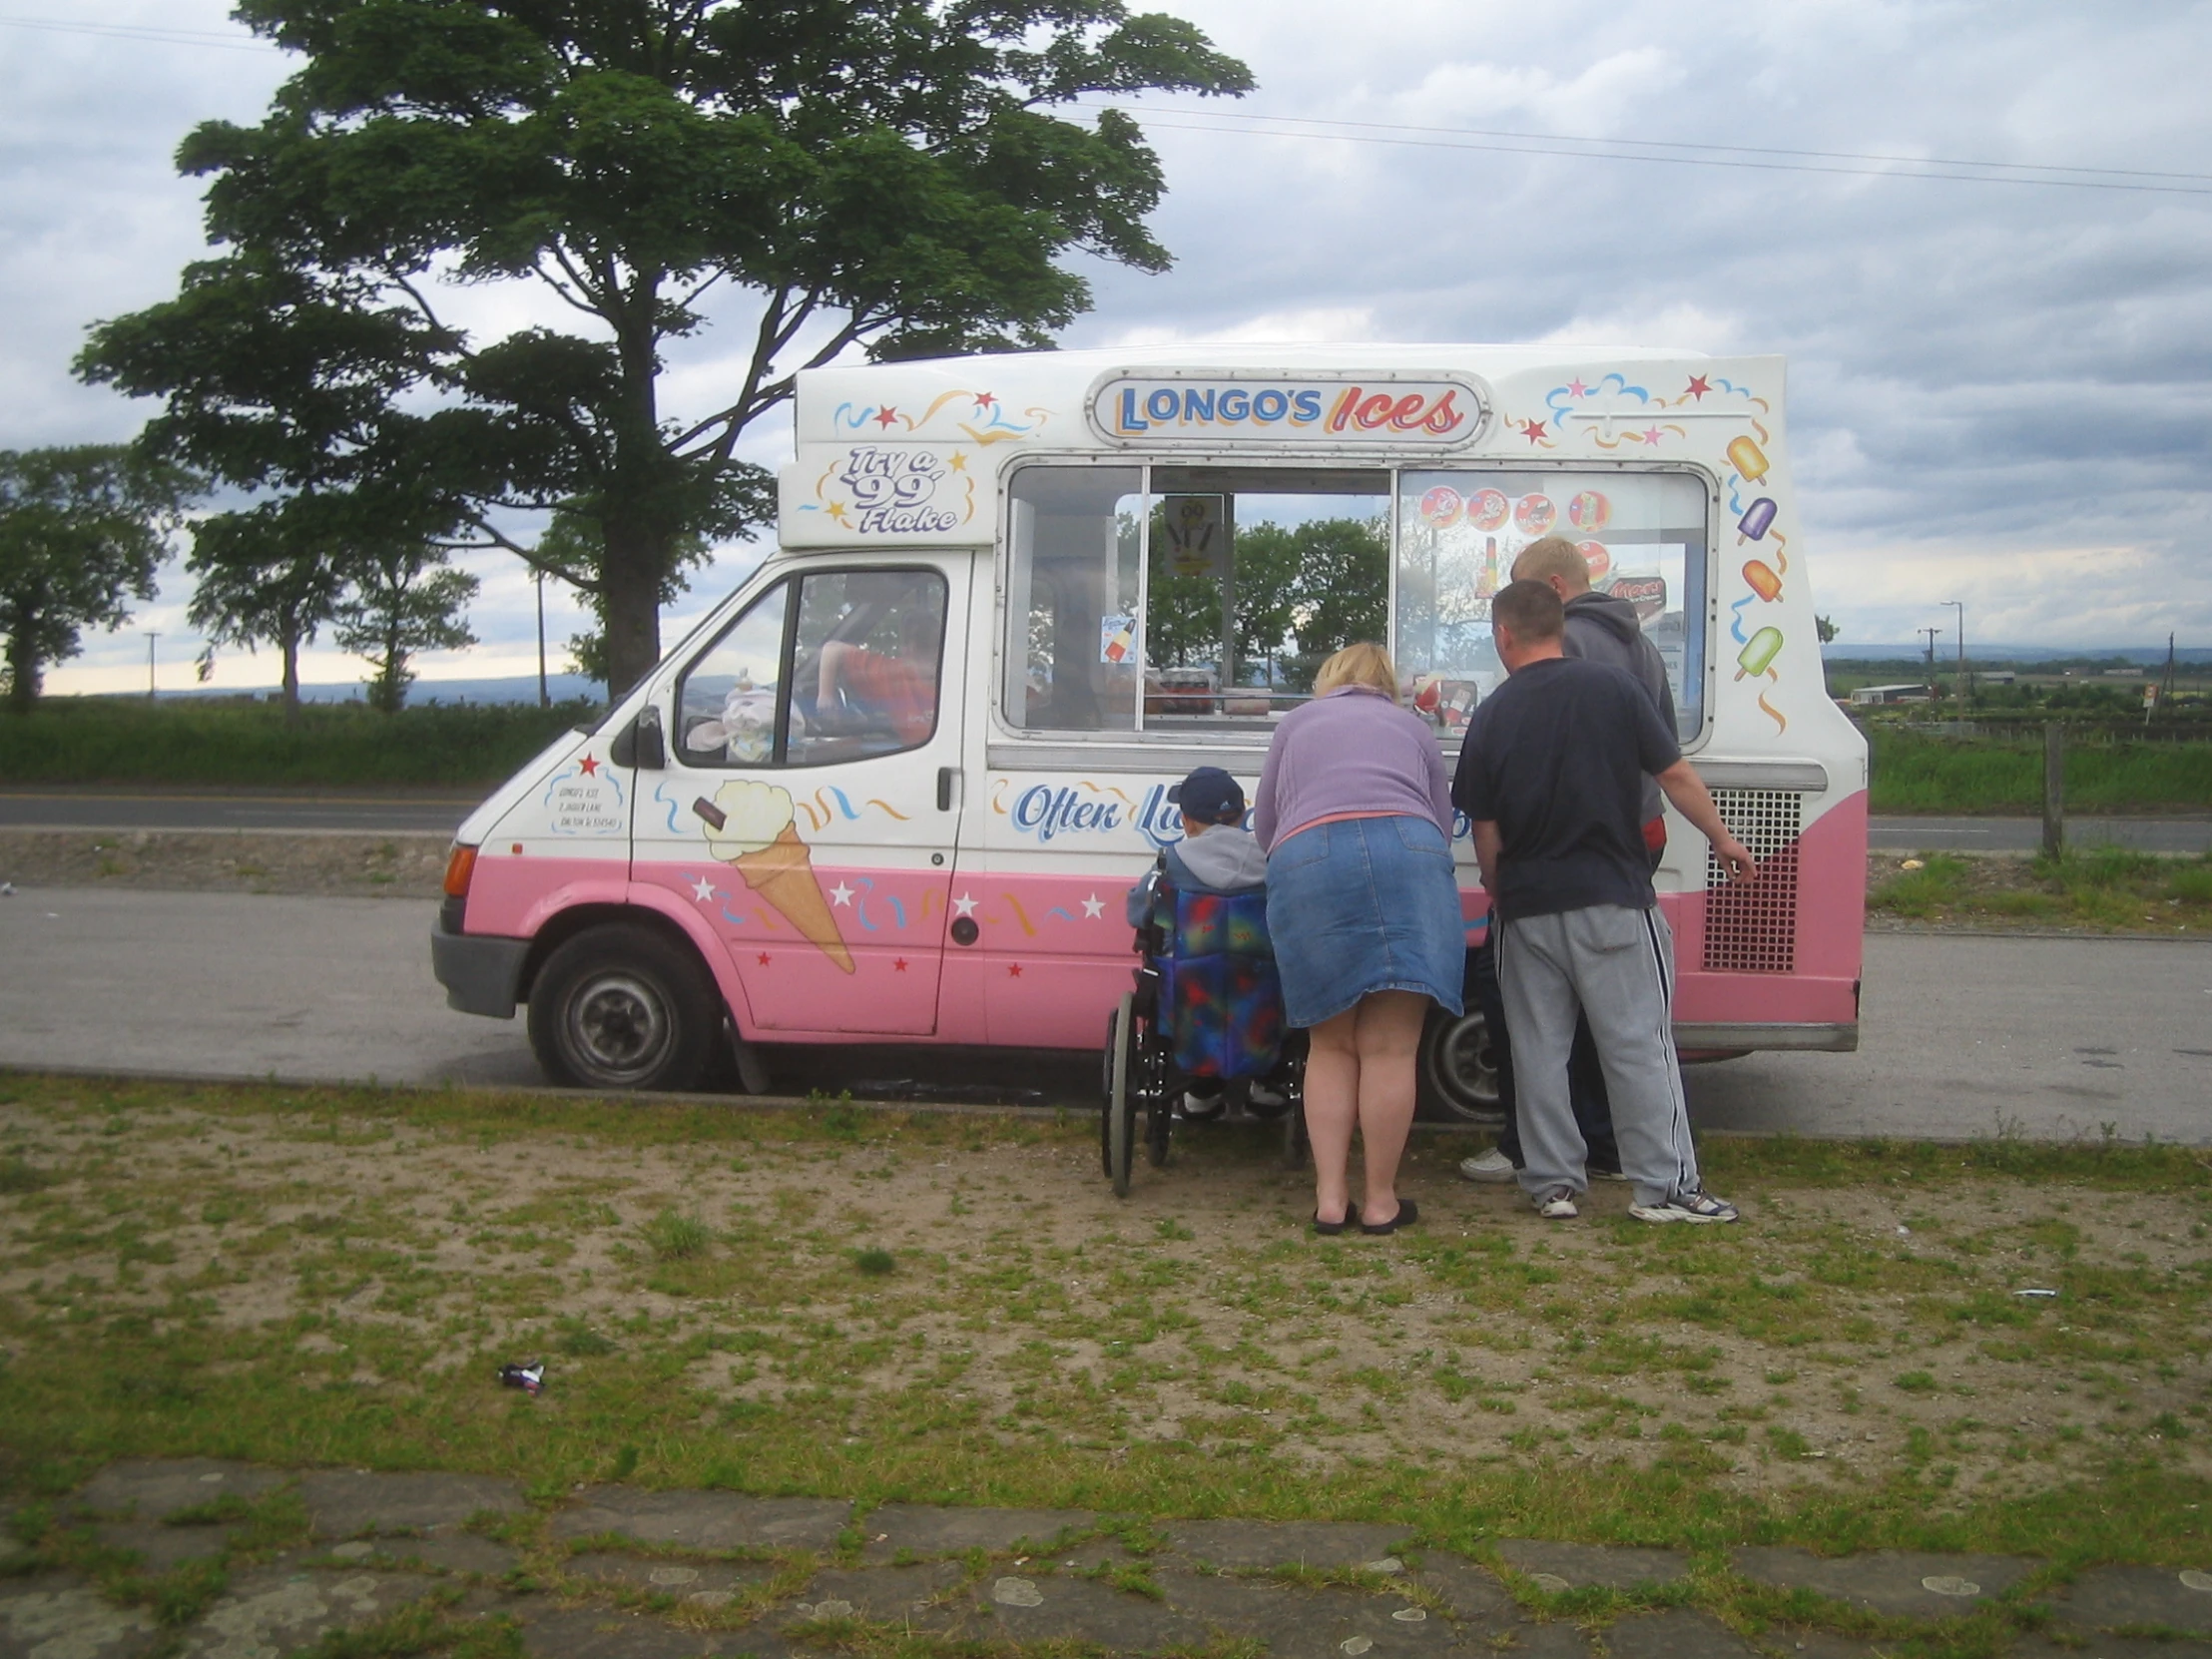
[568,973,671,1081]
[1425,1010,1500,1118]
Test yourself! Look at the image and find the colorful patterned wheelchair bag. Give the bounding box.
[1155,885,1285,1080]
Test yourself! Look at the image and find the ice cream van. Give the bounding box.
[431,343,1867,1109]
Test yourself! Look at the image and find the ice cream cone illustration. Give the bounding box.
[700,781,854,973]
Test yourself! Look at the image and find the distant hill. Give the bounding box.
[135,673,609,707]
[1823,644,2208,668]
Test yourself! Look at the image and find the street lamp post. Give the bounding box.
[144,631,160,701]
[1940,600,1966,708]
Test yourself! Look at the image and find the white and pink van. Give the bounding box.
[432,344,1866,1110]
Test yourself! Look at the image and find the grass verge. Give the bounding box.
[0,699,595,790]
[2,1073,2210,1586]
[1869,730,2212,815]
[1870,847,2212,932]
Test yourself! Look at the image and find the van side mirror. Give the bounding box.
[610,705,666,770]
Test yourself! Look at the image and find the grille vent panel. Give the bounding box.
[1702,789,1800,973]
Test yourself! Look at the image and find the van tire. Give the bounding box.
[527,924,719,1093]
[1418,1004,1503,1124]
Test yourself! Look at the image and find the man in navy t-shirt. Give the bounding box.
[1454,580,1755,1224]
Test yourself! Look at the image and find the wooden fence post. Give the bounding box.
[2042,723,2065,861]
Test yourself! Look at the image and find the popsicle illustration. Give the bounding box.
[1743,559,1783,601]
[1738,497,1777,541]
[1727,436,1770,483]
[1735,626,1784,679]
[702,780,854,973]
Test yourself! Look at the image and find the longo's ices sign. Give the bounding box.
[1088,373,1490,449]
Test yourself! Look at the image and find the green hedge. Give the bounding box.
[1869,730,2212,814]
[0,697,600,789]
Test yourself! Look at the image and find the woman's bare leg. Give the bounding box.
[1304,1004,1362,1225]
[1353,990,1428,1226]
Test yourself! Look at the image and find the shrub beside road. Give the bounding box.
[0,698,591,789]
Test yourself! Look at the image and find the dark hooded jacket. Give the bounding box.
[1562,590,1677,826]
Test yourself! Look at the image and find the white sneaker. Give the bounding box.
[1179,1089,1226,1120]
[1247,1081,1288,1109]
[1458,1148,1517,1184]
[1628,1189,1740,1225]
[1534,1187,1579,1220]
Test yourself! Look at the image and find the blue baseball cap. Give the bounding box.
[1167,766,1246,824]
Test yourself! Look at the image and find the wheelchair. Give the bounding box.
[1100,862,1307,1196]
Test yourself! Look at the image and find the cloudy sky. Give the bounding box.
[6,1,2210,696]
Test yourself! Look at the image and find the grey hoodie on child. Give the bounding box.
[1562,589,1677,827]
[1123,825,1269,924]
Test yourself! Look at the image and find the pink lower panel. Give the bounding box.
[464,851,630,938]
[1671,790,1867,1028]
[633,858,949,1035]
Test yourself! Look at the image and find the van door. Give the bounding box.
[631,556,967,1035]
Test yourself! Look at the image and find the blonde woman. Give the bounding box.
[1253,644,1462,1235]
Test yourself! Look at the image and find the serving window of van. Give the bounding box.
[678,568,948,767]
[1002,464,1388,735]
[1003,462,1707,742]
[1393,470,1709,745]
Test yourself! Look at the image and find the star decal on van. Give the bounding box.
[1081,894,1106,919]
[952,892,979,917]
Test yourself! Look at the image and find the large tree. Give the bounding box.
[83,1,1251,697]
[0,447,195,714]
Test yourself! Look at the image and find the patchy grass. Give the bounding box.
[2,1072,2211,1586]
[1870,848,2212,933]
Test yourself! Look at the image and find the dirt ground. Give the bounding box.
[4,1082,2206,1521]
[0,829,451,897]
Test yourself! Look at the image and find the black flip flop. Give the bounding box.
[1313,1205,1361,1236]
[1360,1198,1417,1236]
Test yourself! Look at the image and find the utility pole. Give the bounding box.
[1918,626,1941,696]
[143,631,160,701]
[534,569,550,709]
[1940,601,1966,710]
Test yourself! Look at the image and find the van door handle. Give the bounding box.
[936,767,958,812]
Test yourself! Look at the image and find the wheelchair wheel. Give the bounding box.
[1103,991,1137,1197]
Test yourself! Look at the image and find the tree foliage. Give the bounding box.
[1144,514,1387,685]
[0,447,195,713]
[83,0,1251,695]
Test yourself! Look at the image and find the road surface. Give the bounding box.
[2,790,2206,852]
[1,885,2206,1144]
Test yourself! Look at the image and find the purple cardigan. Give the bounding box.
[1252,687,1454,850]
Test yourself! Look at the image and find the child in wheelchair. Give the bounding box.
[1124,766,1294,1121]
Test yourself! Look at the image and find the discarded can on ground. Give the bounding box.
[498,1361,546,1394]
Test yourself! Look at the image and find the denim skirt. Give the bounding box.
[1265,815,1466,1029]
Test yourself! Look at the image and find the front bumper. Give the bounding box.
[430,929,531,1019]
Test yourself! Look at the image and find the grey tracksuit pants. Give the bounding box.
[1495,903,1699,1209]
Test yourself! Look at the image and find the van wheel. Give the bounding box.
[1419,1004,1502,1124]
[528,924,719,1092]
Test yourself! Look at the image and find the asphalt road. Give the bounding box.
[2,885,2206,1144]
[2,789,2207,851]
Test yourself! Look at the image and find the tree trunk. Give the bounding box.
[4,626,39,715]
[600,524,666,699]
[279,617,302,729]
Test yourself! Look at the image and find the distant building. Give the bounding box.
[1848,683,1933,706]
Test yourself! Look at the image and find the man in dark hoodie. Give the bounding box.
[1457,534,1676,1188]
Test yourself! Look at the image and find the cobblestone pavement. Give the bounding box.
[6,1461,2211,1656]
